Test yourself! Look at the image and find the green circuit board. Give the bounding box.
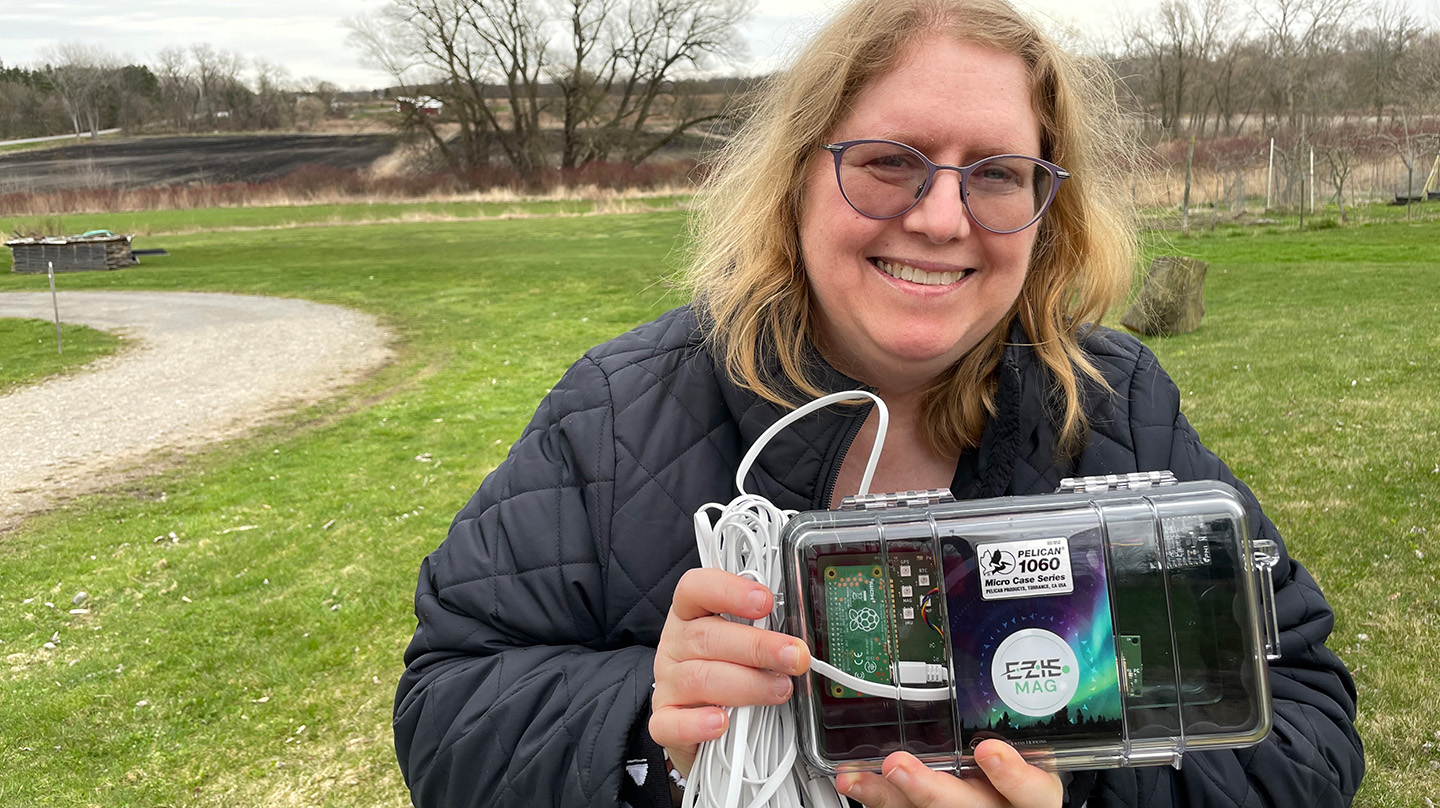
[821,552,948,699]
[823,563,891,698]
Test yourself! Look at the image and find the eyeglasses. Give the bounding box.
[821,139,1069,234]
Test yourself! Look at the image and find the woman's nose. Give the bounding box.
[901,168,972,242]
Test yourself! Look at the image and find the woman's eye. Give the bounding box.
[978,166,1019,183]
[970,162,1029,191]
[867,152,924,171]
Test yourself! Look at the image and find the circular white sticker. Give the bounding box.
[990,628,1080,717]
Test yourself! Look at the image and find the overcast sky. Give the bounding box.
[2,0,1438,90]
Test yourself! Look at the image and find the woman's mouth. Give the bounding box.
[873,259,974,286]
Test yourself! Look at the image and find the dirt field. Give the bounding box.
[0,134,398,195]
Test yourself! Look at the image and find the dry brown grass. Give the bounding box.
[0,161,704,221]
[1135,155,1430,212]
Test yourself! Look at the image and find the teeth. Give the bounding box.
[876,260,966,286]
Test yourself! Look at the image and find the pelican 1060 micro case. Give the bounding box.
[781,472,1281,774]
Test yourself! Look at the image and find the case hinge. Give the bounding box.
[1057,471,1178,494]
[1252,538,1283,660]
[839,488,956,511]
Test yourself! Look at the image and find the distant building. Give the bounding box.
[396,96,444,117]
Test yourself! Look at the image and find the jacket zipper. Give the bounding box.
[817,403,871,509]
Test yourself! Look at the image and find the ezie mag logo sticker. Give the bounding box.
[991,628,1080,717]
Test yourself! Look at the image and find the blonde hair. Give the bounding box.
[685,0,1136,458]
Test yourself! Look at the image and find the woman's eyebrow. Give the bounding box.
[868,134,1033,160]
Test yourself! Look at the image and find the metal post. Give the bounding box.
[1182,135,1195,231]
[1266,138,1275,210]
[1311,148,1318,211]
[48,260,63,355]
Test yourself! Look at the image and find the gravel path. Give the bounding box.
[0,291,393,531]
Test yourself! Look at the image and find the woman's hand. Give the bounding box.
[835,742,1063,808]
[649,568,811,777]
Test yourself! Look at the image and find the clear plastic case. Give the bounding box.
[781,473,1280,774]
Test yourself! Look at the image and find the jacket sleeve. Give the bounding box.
[1087,345,1364,806]
[393,355,656,807]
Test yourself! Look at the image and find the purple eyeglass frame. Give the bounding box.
[821,138,1070,234]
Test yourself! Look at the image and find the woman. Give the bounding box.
[393,1,1364,806]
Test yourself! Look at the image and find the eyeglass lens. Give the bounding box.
[834,141,1056,232]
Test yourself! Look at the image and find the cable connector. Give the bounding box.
[808,657,951,702]
[894,661,949,685]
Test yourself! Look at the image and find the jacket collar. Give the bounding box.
[714,342,870,513]
[707,312,1056,511]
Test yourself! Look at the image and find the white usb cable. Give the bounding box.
[684,392,949,808]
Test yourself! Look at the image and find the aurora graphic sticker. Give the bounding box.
[941,527,1124,748]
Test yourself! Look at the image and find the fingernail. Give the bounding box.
[883,764,910,787]
[772,674,792,699]
[779,643,800,672]
[748,589,770,614]
[975,743,1006,769]
[836,775,860,798]
[705,712,726,734]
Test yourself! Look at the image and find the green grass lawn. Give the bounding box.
[1138,220,1440,807]
[0,206,1435,806]
[0,318,124,394]
[0,140,72,154]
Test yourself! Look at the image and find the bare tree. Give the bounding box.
[185,44,247,128]
[1312,122,1376,219]
[348,0,753,176]
[40,43,119,137]
[190,44,222,125]
[252,60,295,130]
[347,0,511,172]
[1376,111,1440,205]
[550,0,625,167]
[154,46,197,130]
[466,0,551,174]
[1346,1,1419,129]
[1118,0,1234,136]
[595,0,752,164]
[1248,0,1357,129]
[1207,36,1266,135]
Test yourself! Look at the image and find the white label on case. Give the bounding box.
[977,536,1074,601]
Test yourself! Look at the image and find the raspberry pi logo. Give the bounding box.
[991,628,1080,717]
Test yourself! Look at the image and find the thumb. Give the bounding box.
[972,739,1063,807]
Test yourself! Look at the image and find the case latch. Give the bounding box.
[839,488,956,511]
[1056,471,1179,494]
[1252,538,1283,660]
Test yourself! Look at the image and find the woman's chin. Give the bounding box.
[850,341,972,387]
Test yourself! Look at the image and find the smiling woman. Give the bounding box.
[799,38,1045,405]
[392,1,1364,806]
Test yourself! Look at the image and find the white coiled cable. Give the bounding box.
[683,391,948,808]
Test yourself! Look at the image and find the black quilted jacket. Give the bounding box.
[394,306,1363,807]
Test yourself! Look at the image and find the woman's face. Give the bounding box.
[798,35,1043,394]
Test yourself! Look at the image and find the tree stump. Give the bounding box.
[1121,256,1208,336]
